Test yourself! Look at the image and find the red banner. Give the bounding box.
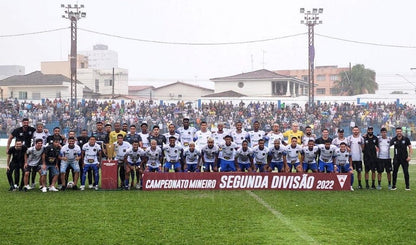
[142,172,351,191]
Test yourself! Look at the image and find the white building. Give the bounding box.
[152,81,214,101]
[79,44,118,69]
[0,71,84,100]
[210,69,308,97]
[77,68,128,98]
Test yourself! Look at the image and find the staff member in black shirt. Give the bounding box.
[6,140,27,191]
[6,118,36,152]
[363,126,379,189]
[390,127,412,190]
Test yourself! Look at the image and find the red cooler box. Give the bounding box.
[101,160,118,190]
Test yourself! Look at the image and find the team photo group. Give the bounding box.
[5,116,412,192]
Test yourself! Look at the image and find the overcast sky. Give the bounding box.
[1,0,416,92]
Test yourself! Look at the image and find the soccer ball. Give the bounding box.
[67,181,74,189]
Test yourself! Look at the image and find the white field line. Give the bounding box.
[246,190,319,245]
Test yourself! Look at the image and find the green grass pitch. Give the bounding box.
[1,148,416,244]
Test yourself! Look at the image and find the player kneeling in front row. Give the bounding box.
[40,138,61,192]
[235,140,254,172]
[81,136,102,191]
[283,137,303,172]
[268,139,285,172]
[60,137,81,190]
[144,140,163,172]
[184,142,201,172]
[317,140,337,173]
[124,140,145,190]
[301,140,319,173]
[201,138,219,172]
[163,136,183,172]
[252,139,269,172]
[218,135,238,172]
[23,139,44,191]
[333,142,355,191]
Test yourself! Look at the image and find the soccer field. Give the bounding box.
[1,166,416,245]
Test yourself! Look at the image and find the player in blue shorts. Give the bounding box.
[81,136,102,191]
[144,140,163,172]
[201,138,219,172]
[268,139,285,172]
[317,140,337,173]
[333,142,354,191]
[163,136,183,172]
[252,139,269,172]
[124,140,145,189]
[218,135,238,172]
[301,140,319,173]
[183,142,201,172]
[283,137,303,172]
[235,140,253,172]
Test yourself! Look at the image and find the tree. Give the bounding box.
[334,64,378,96]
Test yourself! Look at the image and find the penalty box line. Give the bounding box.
[246,190,318,245]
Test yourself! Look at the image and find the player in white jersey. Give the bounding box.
[81,136,102,190]
[114,134,132,188]
[266,123,285,149]
[301,126,316,146]
[347,126,365,189]
[377,128,392,189]
[194,121,212,150]
[252,139,269,172]
[124,140,145,190]
[183,142,201,172]
[283,137,303,172]
[59,137,81,190]
[231,121,249,149]
[163,124,180,142]
[268,139,285,172]
[333,142,355,191]
[212,122,228,147]
[144,140,163,172]
[331,128,349,148]
[32,122,49,146]
[201,138,219,172]
[301,140,319,173]
[317,141,337,173]
[235,140,254,172]
[23,139,44,191]
[218,135,239,172]
[139,123,150,150]
[177,118,197,148]
[163,136,183,172]
[248,121,266,147]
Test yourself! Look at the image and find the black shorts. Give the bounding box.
[352,161,362,173]
[24,165,40,173]
[377,158,392,173]
[364,159,377,172]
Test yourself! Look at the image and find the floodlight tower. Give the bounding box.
[300,8,323,110]
[61,4,86,113]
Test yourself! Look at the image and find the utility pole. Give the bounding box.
[300,8,323,110]
[61,4,86,114]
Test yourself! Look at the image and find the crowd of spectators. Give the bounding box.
[1,98,416,139]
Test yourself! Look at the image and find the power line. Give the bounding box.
[2,26,416,49]
[316,33,416,49]
[78,28,307,45]
[0,27,69,38]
